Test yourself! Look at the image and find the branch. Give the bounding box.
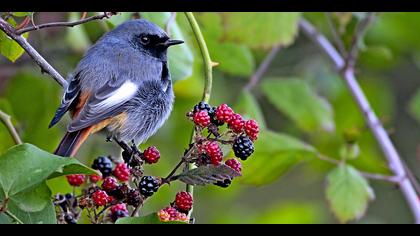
[346,12,376,68]
[0,17,68,88]
[324,12,347,57]
[244,45,281,92]
[299,18,420,224]
[184,12,215,219]
[0,110,22,145]
[15,12,116,35]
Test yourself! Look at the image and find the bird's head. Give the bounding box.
[103,19,184,61]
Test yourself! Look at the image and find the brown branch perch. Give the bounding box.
[15,12,116,35]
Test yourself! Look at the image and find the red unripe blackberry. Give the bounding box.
[245,119,259,141]
[139,176,160,197]
[66,174,85,187]
[143,146,161,164]
[113,163,130,182]
[225,158,242,173]
[232,136,255,160]
[101,177,118,193]
[175,191,193,212]
[208,107,224,126]
[89,174,101,183]
[111,203,127,213]
[110,204,128,222]
[158,209,171,222]
[158,207,189,223]
[92,190,109,206]
[205,141,223,165]
[228,113,245,133]
[216,104,234,123]
[193,110,211,127]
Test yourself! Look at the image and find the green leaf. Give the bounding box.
[222,12,301,49]
[408,89,420,124]
[241,130,317,185]
[262,78,335,133]
[177,164,241,186]
[326,164,375,223]
[5,200,56,224]
[234,90,266,129]
[208,41,255,77]
[8,182,51,212]
[116,213,186,224]
[140,12,194,81]
[0,143,96,195]
[0,18,29,62]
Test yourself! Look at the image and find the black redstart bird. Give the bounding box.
[49,19,184,157]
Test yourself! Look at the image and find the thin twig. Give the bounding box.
[0,110,22,145]
[0,17,68,88]
[324,12,347,57]
[345,12,376,68]
[299,18,420,224]
[15,12,116,35]
[244,45,281,92]
[165,12,177,37]
[360,171,403,183]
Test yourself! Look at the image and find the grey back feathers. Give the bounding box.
[50,19,176,145]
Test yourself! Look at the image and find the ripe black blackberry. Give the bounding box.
[193,101,212,113]
[139,176,160,197]
[208,107,224,126]
[110,210,128,222]
[214,178,232,188]
[109,184,129,200]
[91,156,113,177]
[232,136,255,160]
[126,189,142,207]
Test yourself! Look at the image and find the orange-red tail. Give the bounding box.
[54,127,93,157]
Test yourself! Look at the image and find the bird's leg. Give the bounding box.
[105,133,113,142]
[131,139,142,156]
[113,138,132,154]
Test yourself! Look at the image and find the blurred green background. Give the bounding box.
[1,12,420,224]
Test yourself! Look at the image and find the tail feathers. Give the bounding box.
[54,127,92,157]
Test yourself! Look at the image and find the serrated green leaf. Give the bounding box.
[234,91,266,129]
[116,213,186,224]
[222,12,301,49]
[177,164,241,186]
[0,143,96,195]
[262,78,335,133]
[241,130,317,186]
[0,18,29,62]
[326,164,375,223]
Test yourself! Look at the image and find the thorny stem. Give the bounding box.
[184,12,214,219]
[15,12,115,35]
[299,17,420,224]
[0,110,22,145]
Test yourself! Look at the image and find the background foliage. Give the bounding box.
[0,12,420,224]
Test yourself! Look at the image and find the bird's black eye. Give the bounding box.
[140,36,150,45]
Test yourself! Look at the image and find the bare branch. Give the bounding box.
[299,18,420,224]
[244,45,282,92]
[346,12,376,68]
[0,110,22,145]
[324,12,347,57]
[15,12,116,35]
[0,17,68,88]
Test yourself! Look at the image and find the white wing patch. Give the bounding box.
[95,81,138,109]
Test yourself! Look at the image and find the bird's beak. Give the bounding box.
[159,39,184,48]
